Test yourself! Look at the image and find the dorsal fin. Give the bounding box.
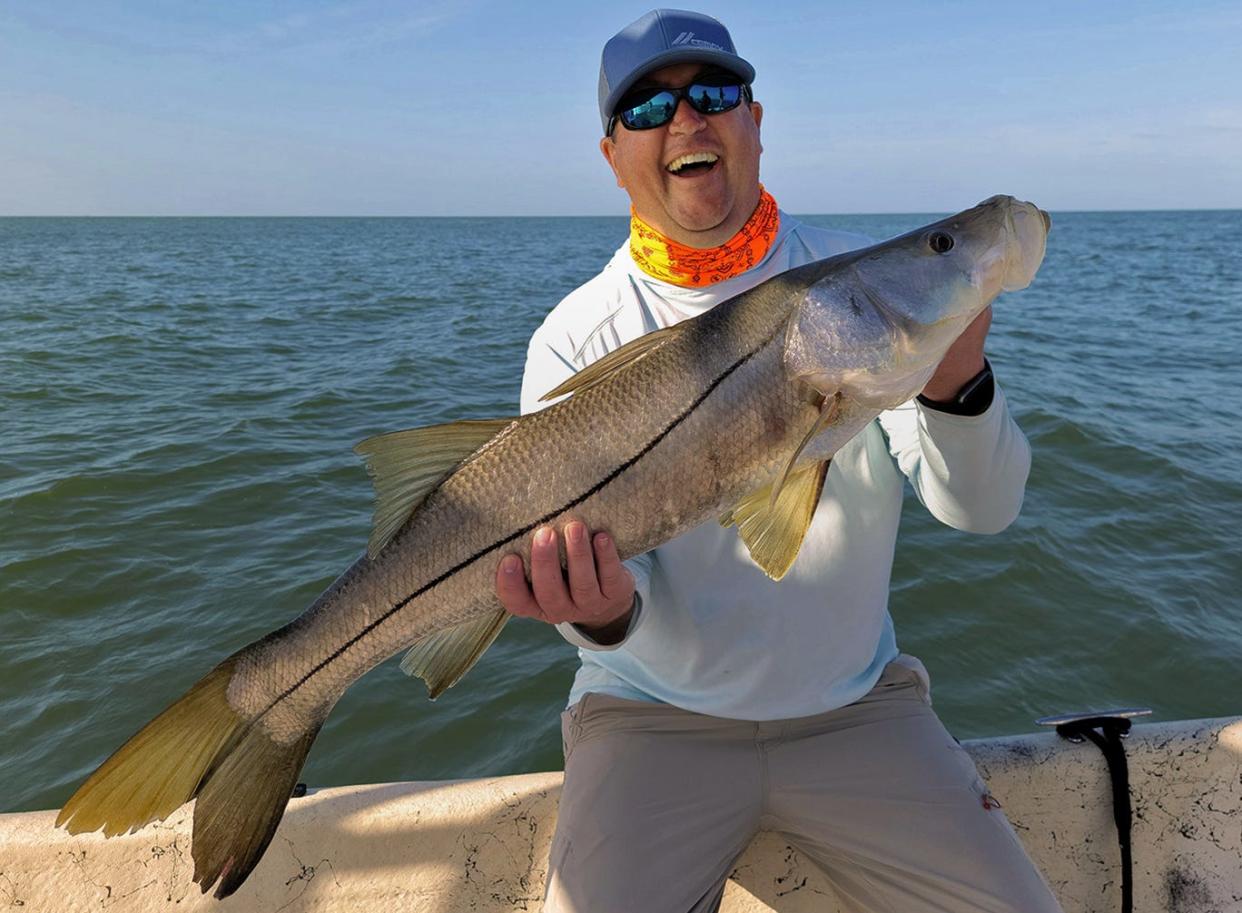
[400,610,510,699]
[540,324,681,402]
[720,459,831,580]
[353,418,513,558]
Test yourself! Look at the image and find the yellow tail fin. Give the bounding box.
[56,660,242,838]
[56,657,324,898]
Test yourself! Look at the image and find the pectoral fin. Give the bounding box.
[400,610,510,699]
[354,419,514,558]
[769,392,841,508]
[540,324,681,401]
[720,459,831,580]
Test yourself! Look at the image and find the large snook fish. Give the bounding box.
[57,195,1049,897]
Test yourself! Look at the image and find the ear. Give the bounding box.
[599,136,625,189]
[750,100,764,154]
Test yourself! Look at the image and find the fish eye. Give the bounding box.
[928,232,955,254]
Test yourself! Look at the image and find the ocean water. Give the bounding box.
[2,211,1240,814]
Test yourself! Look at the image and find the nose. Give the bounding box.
[668,96,707,134]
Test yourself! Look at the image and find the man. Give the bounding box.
[495,10,1063,913]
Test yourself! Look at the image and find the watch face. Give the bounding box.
[955,362,993,402]
[918,360,994,416]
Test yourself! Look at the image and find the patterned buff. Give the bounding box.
[629,187,780,288]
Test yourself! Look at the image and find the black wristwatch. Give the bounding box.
[916,359,995,416]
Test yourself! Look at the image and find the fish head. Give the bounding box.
[871,194,1050,313]
[785,195,1049,408]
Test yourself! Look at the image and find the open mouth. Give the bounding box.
[666,152,719,177]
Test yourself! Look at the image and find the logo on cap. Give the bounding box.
[671,31,724,51]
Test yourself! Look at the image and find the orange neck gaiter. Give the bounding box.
[629,187,780,288]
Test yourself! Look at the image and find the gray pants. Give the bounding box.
[544,657,1064,913]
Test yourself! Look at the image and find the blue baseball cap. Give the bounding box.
[599,9,755,135]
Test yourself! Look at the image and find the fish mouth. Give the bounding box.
[1000,199,1049,292]
[666,151,720,177]
[959,196,1049,298]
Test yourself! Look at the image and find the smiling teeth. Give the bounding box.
[667,152,718,173]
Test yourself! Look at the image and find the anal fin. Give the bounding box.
[720,460,831,580]
[400,610,510,699]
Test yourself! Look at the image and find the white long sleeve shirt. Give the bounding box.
[520,212,1031,721]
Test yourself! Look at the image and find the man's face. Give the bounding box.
[600,62,764,249]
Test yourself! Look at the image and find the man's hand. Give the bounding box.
[920,306,991,403]
[496,522,636,645]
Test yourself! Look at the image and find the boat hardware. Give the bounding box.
[1038,708,1152,913]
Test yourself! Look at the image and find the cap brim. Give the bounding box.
[603,49,755,133]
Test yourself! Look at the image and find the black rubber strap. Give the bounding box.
[1055,717,1134,913]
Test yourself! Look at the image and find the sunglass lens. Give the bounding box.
[688,83,742,114]
[620,89,679,129]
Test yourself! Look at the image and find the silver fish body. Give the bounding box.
[58,195,1049,897]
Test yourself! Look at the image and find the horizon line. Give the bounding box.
[2,206,1240,218]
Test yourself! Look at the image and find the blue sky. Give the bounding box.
[1,1,1238,215]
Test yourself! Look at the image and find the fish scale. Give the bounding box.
[232,298,817,733]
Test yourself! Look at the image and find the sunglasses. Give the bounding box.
[609,75,751,134]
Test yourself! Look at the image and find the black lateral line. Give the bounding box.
[260,337,763,716]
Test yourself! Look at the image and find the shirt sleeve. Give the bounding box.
[519,320,653,651]
[877,380,1031,534]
